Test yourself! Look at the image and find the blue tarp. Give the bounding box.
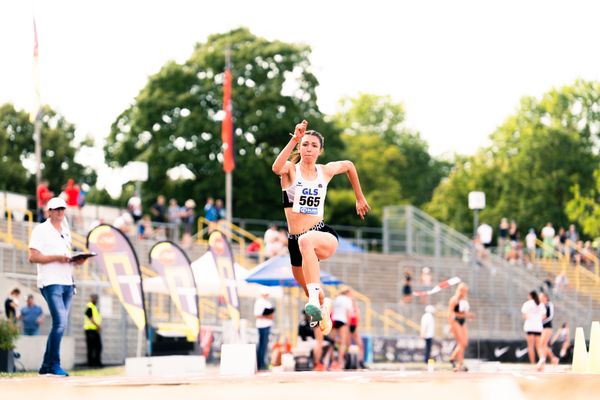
[245,255,342,287]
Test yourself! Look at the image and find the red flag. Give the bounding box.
[221,67,235,173]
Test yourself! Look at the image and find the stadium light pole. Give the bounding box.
[468,191,486,239]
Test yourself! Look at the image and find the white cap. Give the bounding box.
[47,197,67,210]
[425,305,436,314]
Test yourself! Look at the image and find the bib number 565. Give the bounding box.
[298,195,320,207]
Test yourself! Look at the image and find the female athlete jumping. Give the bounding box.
[272,120,370,334]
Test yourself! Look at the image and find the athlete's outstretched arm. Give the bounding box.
[324,160,370,219]
[271,120,307,176]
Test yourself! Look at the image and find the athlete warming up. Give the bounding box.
[448,283,475,372]
[272,120,370,334]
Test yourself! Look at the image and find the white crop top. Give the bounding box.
[282,164,328,217]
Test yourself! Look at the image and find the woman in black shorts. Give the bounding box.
[521,290,546,366]
[448,283,474,371]
[272,120,370,334]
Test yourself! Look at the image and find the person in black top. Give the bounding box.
[539,292,559,370]
[4,288,20,322]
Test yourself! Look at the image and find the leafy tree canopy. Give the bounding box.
[426,80,600,237]
[329,93,451,225]
[0,103,95,196]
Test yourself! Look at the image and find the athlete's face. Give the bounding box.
[300,135,322,161]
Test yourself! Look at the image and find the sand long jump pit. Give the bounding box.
[2,367,600,400]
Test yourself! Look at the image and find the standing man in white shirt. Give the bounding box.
[28,197,85,377]
[420,305,436,363]
[254,287,275,371]
[476,222,493,249]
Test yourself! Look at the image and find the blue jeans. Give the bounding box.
[23,327,40,336]
[256,327,270,370]
[424,338,433,363]
[40,285,73,370]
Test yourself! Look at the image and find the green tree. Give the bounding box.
[567,172,600,238]
[426,80,600,236]
[330,93,450,223]
[0,103,95,195]
[104,28,342,221]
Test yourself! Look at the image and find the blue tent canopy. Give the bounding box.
[337,237,365,253]
[245,255,342,287]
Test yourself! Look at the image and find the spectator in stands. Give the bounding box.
[541,223,555,259]
[150,195,167,224]
[63,178,81,229]
[330,286,353,370]
[254,286,275,371]
[498,218,509,258]
[402,271,413,303]
[556,226,567,255]
[525,228,537,269]
[78,183,89,210]
[28,197,86,376]
[506,241,521,265]
[19,294,44,336]
[540,273,554,294]
[420,304,435,364]
[448,283,473,372]
[113,213,134,236]
[521,290,545,368]
[181,199,196,248]
[127,192,143,223]
[4,288,21,322]
[473,236,488,264]
[566,224,579,246]
[554,271,568,295]
[581,240,595,269]
[264,224,279,258]
[36,179,53,222]
[204,197,218,232]
[138,215,154,240]
[215,198,226,221]
[476,222,493,249]
[246,240,261,260]
[508,220,519,245]
[167,198,181,240]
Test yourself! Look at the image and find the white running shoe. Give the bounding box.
[319,298,333,335]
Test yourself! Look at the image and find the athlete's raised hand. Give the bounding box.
[356,197,370,220]
[293,120,308,142]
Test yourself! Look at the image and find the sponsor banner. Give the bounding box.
[467,339,573,364]
[150,241,199,339]
[208,231,240,328]
[87,224,146,331]
[371,336,573,364]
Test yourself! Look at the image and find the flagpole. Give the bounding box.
[32,16,42,189]
[224,49,233,225]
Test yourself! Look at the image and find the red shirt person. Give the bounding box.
[36,179,54,222]
[64,179,80,208]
